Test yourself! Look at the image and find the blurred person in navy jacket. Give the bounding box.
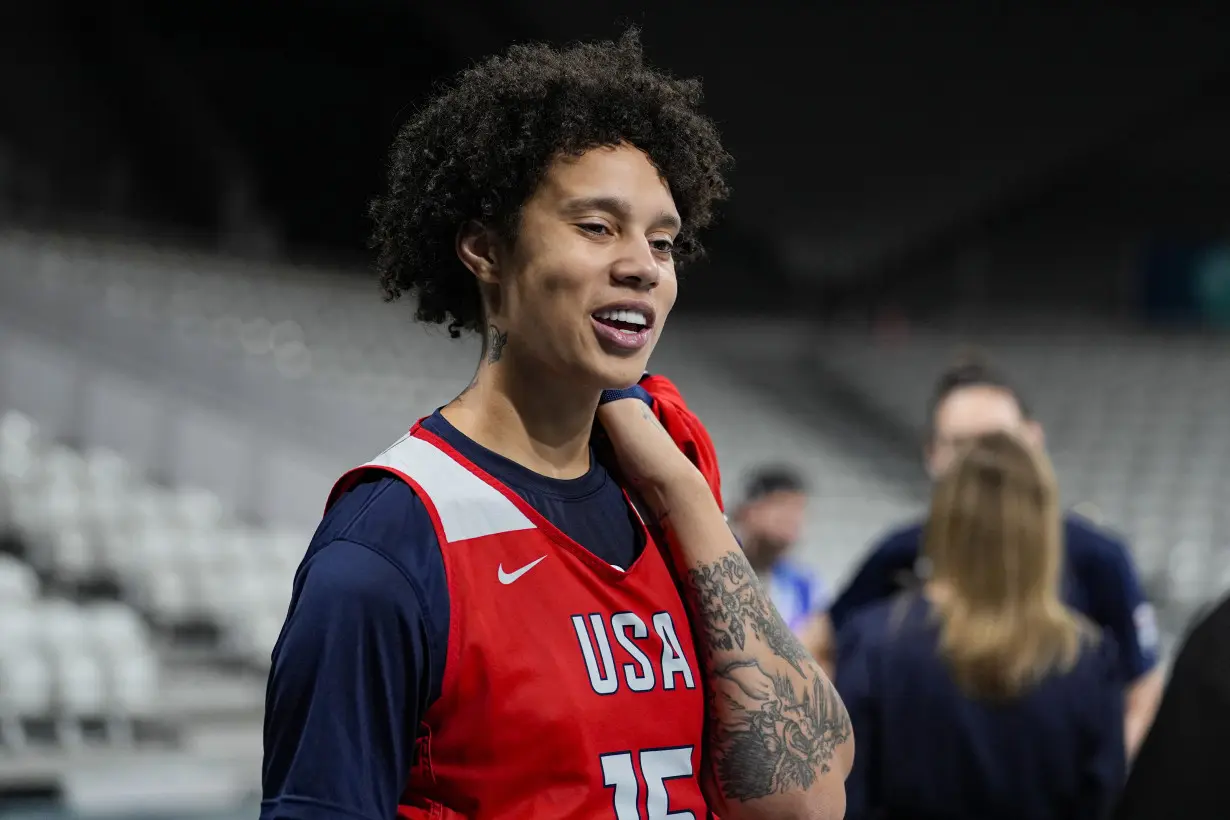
[837,430,1126,820]
[1113,593,1230,820]
[827,358,1162,756]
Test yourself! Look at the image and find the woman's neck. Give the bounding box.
[441,357,601,480]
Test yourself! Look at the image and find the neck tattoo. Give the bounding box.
[486,324,508,363]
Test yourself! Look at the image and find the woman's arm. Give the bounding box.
[262,478,444,820]
[262,541,426,820]
[599,398,853,820]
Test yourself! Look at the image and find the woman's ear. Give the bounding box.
[457,221,501,285]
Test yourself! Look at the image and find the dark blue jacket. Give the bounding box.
[838,593,1126,820]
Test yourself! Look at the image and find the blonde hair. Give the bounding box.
[924,431,1091,699]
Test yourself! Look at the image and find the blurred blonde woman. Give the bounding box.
[836,431,1125,820]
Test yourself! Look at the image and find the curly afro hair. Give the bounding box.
[368,28,732,337]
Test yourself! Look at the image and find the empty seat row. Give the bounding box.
[2,408,303,666]
[0,644,159,719]
[1,599,154,652]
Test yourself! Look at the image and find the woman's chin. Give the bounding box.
[579,357,647,392]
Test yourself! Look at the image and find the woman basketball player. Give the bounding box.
[262,29,852,820]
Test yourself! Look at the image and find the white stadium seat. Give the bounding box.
[174,488,227,530]
[144,568,193,623]
[87,602,152,651]
[84,446,136,490]
[106,648,160,717]
[0,603,39,648]
[53,650,109,716]
[0,649,54,718]
[0,412,40,474]
[0,554,39,602]
[49,526,98,580]
[43,443,88,489]
[41,599,91,650]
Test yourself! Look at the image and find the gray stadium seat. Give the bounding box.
[0,555,38,602]
[0,646,55,731]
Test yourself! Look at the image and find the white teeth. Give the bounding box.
[594,308,648,327]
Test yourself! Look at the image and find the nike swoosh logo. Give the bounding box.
[498,555,547,585]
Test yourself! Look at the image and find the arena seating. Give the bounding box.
[6,231,478,404]
[0,406,303,746]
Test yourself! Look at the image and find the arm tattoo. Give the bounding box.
[688,553,811,676]
[486,324,508,363]
[639,401,667,431]
[687,551,851,801]
[712,660,850,798]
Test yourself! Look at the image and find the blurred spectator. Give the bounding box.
[827,358,1163,755]
[730,466,831,665]
[837,431,1126,820]
[1113,593,1230,820]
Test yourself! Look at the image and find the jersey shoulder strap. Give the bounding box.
[326,430,535,544]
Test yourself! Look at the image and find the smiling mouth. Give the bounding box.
[590,307,654,352]
[591,307,651,332]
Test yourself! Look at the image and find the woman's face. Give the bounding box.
[481,143,681,390]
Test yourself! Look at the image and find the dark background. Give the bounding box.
[5,1,1230,319]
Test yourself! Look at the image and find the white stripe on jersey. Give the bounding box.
[366,433,535,543]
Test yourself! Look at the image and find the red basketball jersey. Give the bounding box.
[327,422,712,820]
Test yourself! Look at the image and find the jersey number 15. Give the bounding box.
[601,746,697,820]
